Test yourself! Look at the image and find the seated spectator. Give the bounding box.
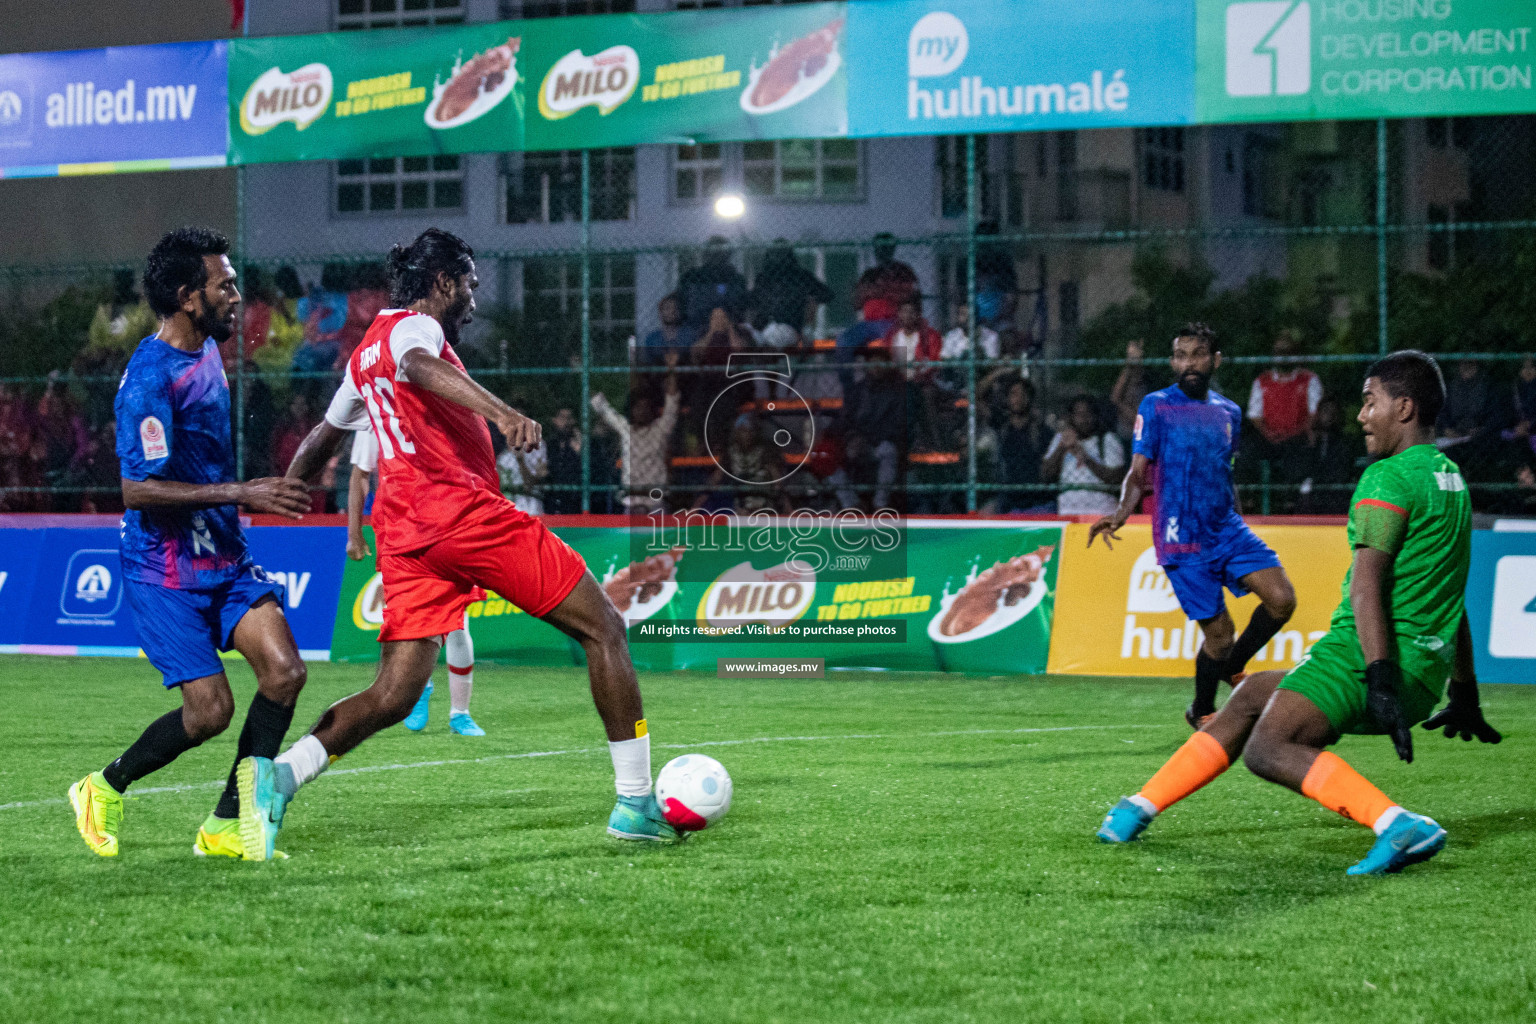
[1041,395,1126,516]
[591,364,680,514]
[1245,330,1321,483]
[994,378,1051,513]
[1109,339,1149,444]
[750,239,834,340]
[339,263,390,368]
[678,236,748,331]
[974,221,1018,330]
[1296,394,1362,515]
[1508,356,1536,460]
[939,300,1000,362]
[839,233,919,363]
[1440,358,1514,477]
[839,346,907,510]
[697,413,782,514]
[881,297,943,449]
[544,406,583,514]
[497,436,549,516]
[688,310,749,444]
[292,264,350,396]
[638,293,699,367]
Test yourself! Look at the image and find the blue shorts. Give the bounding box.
[125,568,287,687]
[1162,524,1281,622]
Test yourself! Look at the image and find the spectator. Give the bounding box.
[839,233,920,370]
[638,293,699,366]
[544,406,583,514]
[1440,358,1514,476]
[974,220,1018,330]
[1495,456,1536,516]
[698,413,782,514]
[1109,339,1149,444]
[687,309,749,444]
[839,346,906,510]
[994,378,1051,513]
[78,417,124,515]
[235,266,276,363]
[678,236,748,331]
[339,263,390,368]
[34,386,91,512]
[497,435,549,516]
[591,363,680,514]
[1041,395,1126,515]
[939,299,1000,362]
[881,297,944,449]
[1296,394,1362,515]
[1246,330,1322,481]
[750,239,834,338]
[272,394,325,512]
[1509,356,1536,460]
[292,264,350,396]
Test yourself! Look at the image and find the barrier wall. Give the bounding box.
[0,515,1528,684]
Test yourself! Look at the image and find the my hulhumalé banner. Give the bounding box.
[332,520,1062,675]
[228,22,526,164]
[845,0,1196,136]
[522,2,848,150]
[1197,0,1536,123]
[0,41,227,179]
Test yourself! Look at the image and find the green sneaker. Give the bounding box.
[236,757,289,862]
[607,793,682,843]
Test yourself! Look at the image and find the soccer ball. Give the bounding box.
[655,754,732,831]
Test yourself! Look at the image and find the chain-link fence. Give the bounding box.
[3,117,1535,517]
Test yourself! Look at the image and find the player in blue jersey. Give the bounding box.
[1089,324,1298,728]
[67,227,313,860]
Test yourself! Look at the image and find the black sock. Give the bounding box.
[1223,606,1286,677]
[1192,650,1223,717]
[102,709,197,794]
[213,693,298,820]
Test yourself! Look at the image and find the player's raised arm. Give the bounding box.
[1087,452,1148,549]
[397,347,541,453]
[1421,611,1502,743]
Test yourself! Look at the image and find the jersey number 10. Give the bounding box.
[361,377,416,459]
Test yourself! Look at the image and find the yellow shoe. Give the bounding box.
[68,771,123,857]
[194,815,245,858]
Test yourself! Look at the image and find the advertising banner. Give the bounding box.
[229,23,526,165]
[0,41,227,179]
[1464,526,1536,685]
[1046,521,1352,677]
[522,3,848,150]
[846,0,1194,138]
[246,526,348,659]
[17,527,140,654]
[1197,0,1536,123]
[0,528,46,647]
[330,520,1062,674]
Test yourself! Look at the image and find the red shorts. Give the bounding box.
[377,501,587,642]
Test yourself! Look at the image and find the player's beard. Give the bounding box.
[1177,370,1210,398]
[441,293,472,347]
[196,300,236,343]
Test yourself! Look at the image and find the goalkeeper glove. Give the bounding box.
[1365,660,1413,763]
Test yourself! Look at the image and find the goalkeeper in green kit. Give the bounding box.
[1097,350,1503,875]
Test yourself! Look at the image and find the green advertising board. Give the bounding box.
[1198,0,1536,123]
[522,2,848,150]
[229,22,527,164]
[330,521,1062,675]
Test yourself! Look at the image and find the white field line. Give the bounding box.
[0,723,1160,813]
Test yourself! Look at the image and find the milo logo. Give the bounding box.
[538,46,638,119]
[240,63,333,135]
[696,560,816,632]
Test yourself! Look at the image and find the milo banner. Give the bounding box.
[331,519,1062,674]
[1197,0,1536,123]
[1047,521,1352,677]
[228,22,526,165]
[522,2,848,150]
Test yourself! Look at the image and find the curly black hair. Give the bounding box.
[386,228,475,306]
[143,226,230,317]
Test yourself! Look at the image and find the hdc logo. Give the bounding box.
[1226,1,1310,97]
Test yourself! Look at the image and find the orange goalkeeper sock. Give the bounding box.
[1136,731,1231,813]
[1300,751,1400,831]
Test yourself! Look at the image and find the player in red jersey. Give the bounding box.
[234,229,676,859]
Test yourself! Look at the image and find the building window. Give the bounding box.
[525,255,637,352]
[506,148,635,224]
[1056,131,1078,222]
[743,139,861,200]
[499,0,634,17]
[335,156,464,215]
[1141,127,1185,193]
[1242,133,1280,219]
[1425,117,1475,150]
[335,0,464,31]
[935,135,994,219]
[673,144,725,202]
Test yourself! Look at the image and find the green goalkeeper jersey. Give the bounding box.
[1329,443,1472,670]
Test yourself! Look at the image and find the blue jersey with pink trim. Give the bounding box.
[1132,384,1243,566]
[115,334,250,589]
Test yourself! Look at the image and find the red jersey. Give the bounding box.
[324,309,500,555]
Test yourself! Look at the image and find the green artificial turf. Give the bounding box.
[0,655,1532,1023]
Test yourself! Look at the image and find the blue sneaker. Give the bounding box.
[1097,797,1155,843]
[403,681,432,732]
[1347,812,1447,876]
[236,756,290,862]
[449,712,485,736]
[607,793,682,843]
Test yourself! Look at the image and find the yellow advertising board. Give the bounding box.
[1046,521,1353,678]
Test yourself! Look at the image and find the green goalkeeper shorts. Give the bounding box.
[1277,628,1447,736]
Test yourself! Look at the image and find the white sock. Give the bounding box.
[1127,794,1158,818]
[274,735,330,796]
[609,729,652,798]
[446,626,474,715]
[1372,805,1408,836]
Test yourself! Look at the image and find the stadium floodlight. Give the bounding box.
[713,193,746,219]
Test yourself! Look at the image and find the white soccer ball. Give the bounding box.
[655,754,732,831]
